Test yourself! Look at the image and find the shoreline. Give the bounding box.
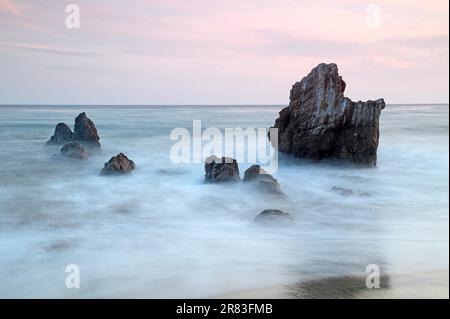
[217,269,449,299]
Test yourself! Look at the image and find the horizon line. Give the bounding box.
[0,103,449,107]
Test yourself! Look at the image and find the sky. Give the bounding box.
[0,0,448,105]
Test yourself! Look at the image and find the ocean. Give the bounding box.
[0,104,448,298]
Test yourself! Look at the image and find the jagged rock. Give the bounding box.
[254,209,293,225]
[101,153,135,175]
[60,142,88,160]
[46,123,73,145]
[204,155,240,182]
[271,63,385,166]
[243,165,283,195]
[73,112,101,149]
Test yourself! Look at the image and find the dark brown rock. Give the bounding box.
[271,63,385,166]
[73,112,101,149]
[101,153,135,175]
[60,142,88,160]
[46,123,73,145]
[204,155,240,182]
[243,165,283,195]
[254,209,293,225]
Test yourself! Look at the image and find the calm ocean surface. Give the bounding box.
[0,104,448,297]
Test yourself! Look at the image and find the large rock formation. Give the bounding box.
[243,165,283,195]
[46,123,73,145]
[73,112,101,149]
[60,142,88,160]
[271,63,385,166]
[204,155,240,182]
[101,153,135,175]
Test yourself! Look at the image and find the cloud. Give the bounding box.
[0,0,448,104]
[252,30,366,58]
[0,0,22,17]
[1,43,106,58]
[250,30,449,70]
[382,35,449,49]
[41,64,121,75]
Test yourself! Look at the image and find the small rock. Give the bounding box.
[101,153,135,175]
[243,165,283,195]
[46,123,73,145]
[254,209,293,225]
[204,155,240,182]
[331,186,371,197]
[73,112,101,149]
[60,142,88,160]
[331,186,354,196]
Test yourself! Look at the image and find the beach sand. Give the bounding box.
[218,270,449,299]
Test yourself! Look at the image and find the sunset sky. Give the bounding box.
[0,0,448,104]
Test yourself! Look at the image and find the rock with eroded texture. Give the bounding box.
[101,153,135,175]
[271,63,385,166]
[47,123,73,145]
[73,112,101,149]
[204,155,240,182]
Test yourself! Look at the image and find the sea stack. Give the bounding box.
[101,153,135,175]
[204,155,240,182]
[73,112,101,149]
[271,63,385,166]
[46,123,73,145]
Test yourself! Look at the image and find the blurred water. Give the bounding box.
[0,104,448,298]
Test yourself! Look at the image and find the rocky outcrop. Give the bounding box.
[271,63,385,166]
[254,209,293,225]
[73,112,101,149]
[204,155,240,182]
[46,123,73,145]
[101,153,135,175]
[243,165,283,195]
[60,142,88,160]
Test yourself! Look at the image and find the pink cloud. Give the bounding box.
[0,0,448,104]
[0,0,22,17]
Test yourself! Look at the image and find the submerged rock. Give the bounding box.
[243,165,283,195]
[204,155,240,182]
[331,186,370,197]
[254,209,293,225]
[101,153,135,175]
[60,142,88,160]
[73,112,101,149]
[331,186,354,196]
[156,168,186,176]
[271,63,385,166]
[46,123,73,145]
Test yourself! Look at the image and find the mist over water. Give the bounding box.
[0,104,448,298]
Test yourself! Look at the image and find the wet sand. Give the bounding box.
[218,270,449,299]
